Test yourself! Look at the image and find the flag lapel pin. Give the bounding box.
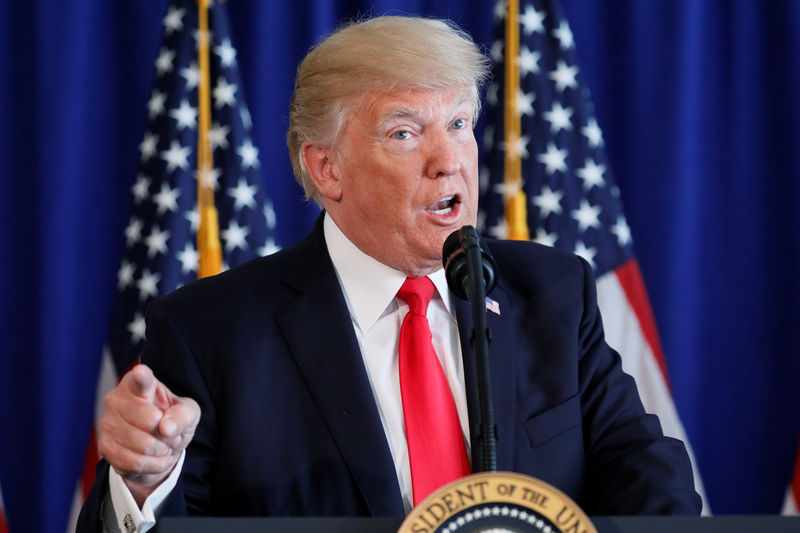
[485,296,501,315]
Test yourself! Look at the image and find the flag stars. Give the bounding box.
[208,122,230,151]
[516,89,535,117]
[136,269,161,301]
[228,178,257,210]
[543,101,574,134]
[492,179,523,199]
[486,83,500,107]
[533,227,557,247]
[263,202,277,228]
[582,118,604,148]
[476,210,487,233]
[176,243,198,274]
[162,6,185,34]
[493,0,507,21]
[479,165,492,194]
[124,217,143,246]
[117,259,135,290]
[240,107,252,129]
[490,40,504,63]
[128,312,147,344]
[139,133,159,162]
[196,166,222,190]
[574,241,598,269]
[576,158,606,190]
[213,78,237,108]
[538,142,568,174]
[258,238,281,257]
[214,38,237,67]
[488,218,509,239]
[532,185,564,217]
[571,199,602,231]
[549,60,578,93]
[155,48,175,75]
[611,215,632,246]
[144,226,170,258]
[180,62,200,90]
[147,92,166,119]
[132,175,150,203]
[185,208,199,232]
[169,99,197,130]
[161,140,191,172]
[221,220,250,252]
[193,29,212,49]
[553,20,574,49]
[518,46,541,77]
[506,133,531,159]
[153,182,180,215]
[237,139,260,168]
[520,4,546,35]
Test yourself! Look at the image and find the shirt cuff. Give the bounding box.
[105,450,186,533]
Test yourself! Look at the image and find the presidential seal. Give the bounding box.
[398,472,597,533]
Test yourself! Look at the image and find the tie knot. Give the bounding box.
[397,277,435,315]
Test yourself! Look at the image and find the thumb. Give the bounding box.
[159,395,201,441]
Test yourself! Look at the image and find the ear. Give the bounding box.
[301,142,342,202]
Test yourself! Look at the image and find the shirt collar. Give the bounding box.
[323,213,454,333]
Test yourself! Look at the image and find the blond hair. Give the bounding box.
[287,16,491,205]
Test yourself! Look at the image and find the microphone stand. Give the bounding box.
[461,233,497,473]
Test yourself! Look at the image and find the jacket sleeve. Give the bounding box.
[574,257,701,515]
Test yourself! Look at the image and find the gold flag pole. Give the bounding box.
[196,0,223,278]
[503,0,530,241]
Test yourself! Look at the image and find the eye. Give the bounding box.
[451,118,468,130]
[392,130,411,140]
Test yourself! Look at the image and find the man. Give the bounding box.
[79,15,701,533]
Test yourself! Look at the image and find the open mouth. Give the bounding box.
[426,194,460,215]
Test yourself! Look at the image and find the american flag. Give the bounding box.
[68,0,278,529]
[479,0,709,512]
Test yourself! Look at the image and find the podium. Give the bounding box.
[155,515,800,532]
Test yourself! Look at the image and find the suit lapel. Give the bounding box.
[456,283,518,473]
[276,219,404,516]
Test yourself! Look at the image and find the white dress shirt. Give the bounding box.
[104,213,470,530]
[323,214,471,512]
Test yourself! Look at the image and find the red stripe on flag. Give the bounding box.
[0,510,8,533]
[614,259,671,392]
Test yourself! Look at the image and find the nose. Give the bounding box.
[425,130,461,179]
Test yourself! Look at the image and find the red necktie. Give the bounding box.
[397,277,471,506]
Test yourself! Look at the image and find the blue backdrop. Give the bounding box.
[1,1,799,532]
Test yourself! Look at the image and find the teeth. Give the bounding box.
[429,196,455,215]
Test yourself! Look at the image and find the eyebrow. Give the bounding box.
[377,107,429,126]
[377,95,472,127]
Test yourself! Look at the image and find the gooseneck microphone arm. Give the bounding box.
[443,226,497,473]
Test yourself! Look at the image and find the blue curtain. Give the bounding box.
[1,1,798,531]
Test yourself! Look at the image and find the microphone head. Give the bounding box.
[442,226,497,300]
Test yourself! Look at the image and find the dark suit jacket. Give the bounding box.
[78,217,700,531]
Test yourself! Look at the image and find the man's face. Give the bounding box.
[323,86,480,277]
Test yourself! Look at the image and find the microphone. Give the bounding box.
[442,226,497,300]
[442,225,498,473]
